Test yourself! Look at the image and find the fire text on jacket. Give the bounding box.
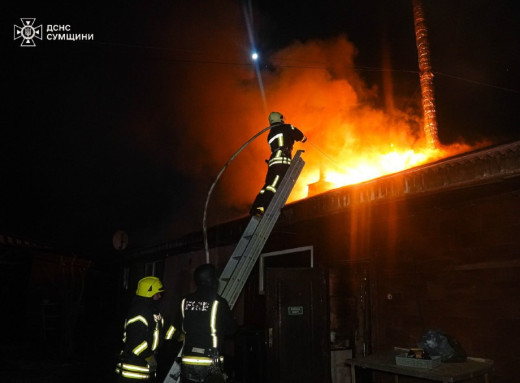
[184,300,210,311]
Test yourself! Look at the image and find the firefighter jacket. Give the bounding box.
[116,296,176,380]
[174,286,237,367]
[267,122,306,167]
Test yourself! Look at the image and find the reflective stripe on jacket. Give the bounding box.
[115,362,151,380]
[117,296,172,379]
[174,286,237,363]
[267,123,306,167]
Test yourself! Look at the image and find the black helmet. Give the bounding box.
[194,263,218,288]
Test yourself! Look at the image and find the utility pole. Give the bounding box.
[412,0,440,148]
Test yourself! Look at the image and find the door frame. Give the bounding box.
[258,245,314,294]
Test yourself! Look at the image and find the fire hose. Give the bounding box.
[202,125,272,263]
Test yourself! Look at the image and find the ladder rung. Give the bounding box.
[218,151,305,309]
[165,151,305,383]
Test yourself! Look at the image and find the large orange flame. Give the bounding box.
[123,2,492,238]
[291,133,472,202]
[257,37,478,202]
[144,22,482,231]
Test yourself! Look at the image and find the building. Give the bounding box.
[127,140,520,383]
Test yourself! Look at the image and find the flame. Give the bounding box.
[256,38,479,201]
[292,141,458,201]
[291,120,488,200]
[325,148,431,185]
[120,2,495,238]
[164,33,479,211]
[136,10,483,230]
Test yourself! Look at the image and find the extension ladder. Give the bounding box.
[218,149,305,308]
[163,150,305,383]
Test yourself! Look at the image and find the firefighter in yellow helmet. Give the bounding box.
[116,276,177,382]
[250,112,306,216]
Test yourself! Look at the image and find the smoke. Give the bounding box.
[126,1,476,235]
[167,34,424,222]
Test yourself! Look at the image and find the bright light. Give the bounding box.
[251,52,259,61]
[321,149,433,188]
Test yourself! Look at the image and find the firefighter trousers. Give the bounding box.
[250,163,290,215]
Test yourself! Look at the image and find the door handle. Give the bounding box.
[268,327,273,348]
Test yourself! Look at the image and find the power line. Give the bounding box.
[433,71,520,94]
[90,40,520,94]
[307,141,346,170]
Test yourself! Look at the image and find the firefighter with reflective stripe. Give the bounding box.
[116,276,177,382]
[173,264,237,383]
[250,112,306,216]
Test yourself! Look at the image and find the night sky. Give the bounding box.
[4,0,520,257]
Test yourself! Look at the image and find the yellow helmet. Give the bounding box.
[136,276,164,298]
[268,111,284,125]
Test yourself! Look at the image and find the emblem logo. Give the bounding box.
[14,18,43,47]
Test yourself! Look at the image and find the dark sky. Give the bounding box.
[4,0,520,257]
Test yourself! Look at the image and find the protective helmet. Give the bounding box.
[268,111,284,125]
[136,276,164,298]
[194,263,218,288]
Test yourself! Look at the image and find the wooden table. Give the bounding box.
[345,351,493,383]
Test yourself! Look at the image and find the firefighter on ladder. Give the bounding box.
[250,111,306,216]
[116,276,177,382]
[172,263,237,383]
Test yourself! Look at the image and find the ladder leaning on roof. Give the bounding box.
[218,149,306,308]
[162,150,305,383]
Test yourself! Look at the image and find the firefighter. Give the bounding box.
[250,111,306,216]
[173,263,237,383]
[116,276,176,382]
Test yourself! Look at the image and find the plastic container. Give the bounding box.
[395,353,441,369]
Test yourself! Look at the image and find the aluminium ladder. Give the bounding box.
[163,150,305,383]
[218,149,305,309]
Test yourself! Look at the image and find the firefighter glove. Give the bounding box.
[176,332,186,342]
[145,355,158,370]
